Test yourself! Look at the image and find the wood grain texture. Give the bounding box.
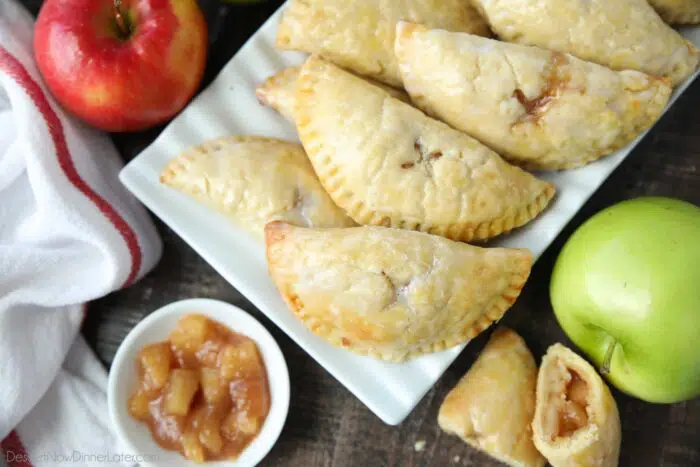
[21,0,700,465]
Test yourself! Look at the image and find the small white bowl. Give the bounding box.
[108,298,290,467]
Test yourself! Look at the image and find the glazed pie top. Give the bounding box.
[532,343,621,467]
[265,222,533,362]
[275,0,490,87]
[649,0,700,24]
[438,327,545,467]
[255,66,411,124]
[160,136,354,239]
[293,56,555,242]
[395,23,673,170]
[470,0,698,86]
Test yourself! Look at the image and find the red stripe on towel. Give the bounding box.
[0,46,142,287]
[1,430,33,467]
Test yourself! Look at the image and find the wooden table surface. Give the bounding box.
[22,1,700,465]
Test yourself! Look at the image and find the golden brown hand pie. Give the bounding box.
[160,136,354,239]
[649,0,700,24]
[255,66,411,123]
[255,66,300,122]
[438,327,545,467]
[275,0,490,87]
[264,222,533,362]
[532,344,621,467]
[470,0,698,85]
[395,23,673,170]
[294,56,555,242]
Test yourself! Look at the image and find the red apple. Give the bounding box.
[34,0,207,132]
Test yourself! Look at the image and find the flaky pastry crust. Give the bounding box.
[265,222,532,361]
[160,136,354,238]
[294,56,555,242]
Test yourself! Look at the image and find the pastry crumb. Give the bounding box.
[453,455,460,462]
[414,440,426,452]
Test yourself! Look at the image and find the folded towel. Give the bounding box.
[0,1,163,464]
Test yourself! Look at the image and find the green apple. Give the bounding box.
[550,196,700,403]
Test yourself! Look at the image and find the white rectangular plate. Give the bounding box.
[119,2,700,425]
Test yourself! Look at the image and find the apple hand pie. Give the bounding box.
[255,66,300,122]
[264,222,533,362]
[275,0,490,88]
[294,56,555,242]
[438,327,545,467]
[395,23,673,170]
[532,344,621,467]
[160,136,354,239]
[469,0,698,86]
[649,0,700,25]
[255,66,411,124]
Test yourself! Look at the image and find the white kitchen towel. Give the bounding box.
[0,0,163,465]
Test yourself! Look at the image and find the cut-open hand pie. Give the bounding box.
[470,0,698,86]
[649,0,700,24]
[532,344,621,467]
[275,0,490,88]
[294,56,555,242]
[255,66,411,124]
[395,23,673,170]
[160,136,354,239]
[438,327,545,467]
[265,222,532,361]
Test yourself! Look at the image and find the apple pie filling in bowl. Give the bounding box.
[127,313,272,463]
[108,298,290,467]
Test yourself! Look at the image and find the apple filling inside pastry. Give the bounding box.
[553,370,590,439]
[533,343,621,467]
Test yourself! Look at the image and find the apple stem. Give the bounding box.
[113,0,131,39]
[600,339,616,376]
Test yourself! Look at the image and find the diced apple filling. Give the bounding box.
[221,409,259,441]
[556,370,589,438]
[138,342,173,390]
[128,390,155,421]
[218,340,262,382]
[182,430,205,463]
[128,314,270,462]
[236,410,260,436]
[200,367,226,406]
[169,314,212,367]
[199,419,224,456]
[164,369,200,416]
[190,406,224,456]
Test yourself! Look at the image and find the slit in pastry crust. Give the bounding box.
[293,55,556,242]
[394,22,673,170]
[160,136,354,239]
